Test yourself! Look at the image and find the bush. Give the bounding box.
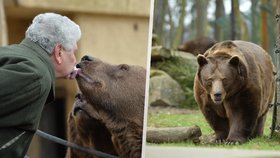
[156,55,198,109]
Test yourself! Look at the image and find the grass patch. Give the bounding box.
[147,109,280,150]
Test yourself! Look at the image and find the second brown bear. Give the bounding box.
[194,40,275,144]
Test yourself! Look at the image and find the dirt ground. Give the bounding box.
[147,106,199,115]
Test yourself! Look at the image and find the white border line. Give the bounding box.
[141,0,155,157]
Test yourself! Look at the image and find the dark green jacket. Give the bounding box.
[0,39,55,158]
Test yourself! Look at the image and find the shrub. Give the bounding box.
[156,55,198,109]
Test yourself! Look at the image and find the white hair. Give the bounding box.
[25,12,81,54]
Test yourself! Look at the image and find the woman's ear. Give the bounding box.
[53,44,63,65]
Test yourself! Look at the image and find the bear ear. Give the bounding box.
[229,55,239,66]
[197,55,208,67]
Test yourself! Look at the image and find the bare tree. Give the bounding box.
[195,0,208,38]
[273,0,280,137]
[231,0,249,40]
[172,0,187,48]
[166,0,175,47]
[214,0,225,41]
[261,0,269,51]
[251,0,259,43]
[153,0,168,46]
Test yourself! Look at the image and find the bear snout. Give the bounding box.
[81,55,94,61]
[75,55,94,69]
[212,92,223,104]
[214,92,222,100]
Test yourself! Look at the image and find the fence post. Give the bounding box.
[273,3,280,136]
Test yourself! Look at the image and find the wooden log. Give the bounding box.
[146,125,202,144]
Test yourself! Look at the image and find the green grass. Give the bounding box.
[147,110,280,150]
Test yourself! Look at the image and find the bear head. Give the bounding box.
[196,41,248,104]
[75,55,146,124]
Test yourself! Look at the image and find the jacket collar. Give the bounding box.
[20,38,56,103]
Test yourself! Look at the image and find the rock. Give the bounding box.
[149,70,186,107]
[151,46,171,62]
[199,133,216,145]
[172,50,197,65]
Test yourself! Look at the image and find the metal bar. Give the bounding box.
[270,87,278,138]
[36,130,119,158]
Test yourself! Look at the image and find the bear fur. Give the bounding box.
[177,37,216,55]
[65,92,118,158]
[70,56,146,158]
[194,40,275,144]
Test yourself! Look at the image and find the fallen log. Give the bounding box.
[146,125,202,144]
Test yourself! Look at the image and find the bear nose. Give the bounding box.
[81,55,93,61]
[76,63,81,68]
[214,92,222,98]
[75,93,81,100]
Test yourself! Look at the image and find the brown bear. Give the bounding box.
[71,55,146,158]
[177,37,216,55]
[194,40,275,144]
[65,92,118,158]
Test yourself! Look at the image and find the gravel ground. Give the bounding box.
[144,146,280,158]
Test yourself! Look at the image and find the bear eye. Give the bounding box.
[119,64,129,71]
[206,79,212,86]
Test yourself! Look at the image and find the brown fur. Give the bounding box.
[65,93,118,158]
[177,37,216,55]
[194,40,275,144]
[73,56,146,158]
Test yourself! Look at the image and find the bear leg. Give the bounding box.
[202,107,229,141]
[226,111,258,144]
[251,114,267,138]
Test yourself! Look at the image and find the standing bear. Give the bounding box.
[67,55,146,158]
[177,37,216,55]
[194,40,275,144]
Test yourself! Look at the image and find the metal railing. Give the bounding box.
[36,130,119,158]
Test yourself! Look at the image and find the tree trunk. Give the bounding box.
[146,126,202,144]
[166,0,175,48]
[261,0,269,51]
[214,0,225,41]
[251,0,259,43]
[196,0,208,38]
[274,0,280,136]
[153,0,167,46]
[231,0,249,40]
[172,0,186,49]
[230,0,236,40]
[0,0,8,46]
[267,0,276,62]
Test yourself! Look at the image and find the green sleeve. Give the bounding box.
[0,56,41,125]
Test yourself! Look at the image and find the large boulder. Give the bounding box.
[151,46,171,62]
[149,70,186,107]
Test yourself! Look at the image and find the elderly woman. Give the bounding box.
[0,12,81,157]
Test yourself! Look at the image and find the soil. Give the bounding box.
[147,106,199,115]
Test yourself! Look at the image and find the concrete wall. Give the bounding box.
[75,13,149,67]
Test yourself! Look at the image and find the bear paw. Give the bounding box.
[225,140,241,145]
[215,139,225,144]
